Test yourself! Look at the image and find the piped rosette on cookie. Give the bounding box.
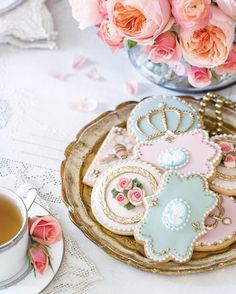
[91,160,162,235]
[209,134,236,196]
[134,129,222,178]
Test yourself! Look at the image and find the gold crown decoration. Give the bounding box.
[135,105,196,140]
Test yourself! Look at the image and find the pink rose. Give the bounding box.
[216,0,236,19]
[107,0,171,45]
[219,141,234,155]
[98,20,124,52]
[148,31,182,65]
[127,187,144,206]
[215,44,236,75]
[29,216,62,245]
[115,193,129,206]
[116,176,132,191]
[28,245,49,275]
[172,0,211,29]
[68,0,106,29]
[187,66,212,88]
[224,154,236,168]
[180,6,234,68]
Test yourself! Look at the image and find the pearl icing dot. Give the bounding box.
[162,198,191,231]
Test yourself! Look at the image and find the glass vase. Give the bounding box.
[128,46,236,94]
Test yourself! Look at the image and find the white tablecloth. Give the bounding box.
[0,0,236,293]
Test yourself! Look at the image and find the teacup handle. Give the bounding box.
[16,183,37,210]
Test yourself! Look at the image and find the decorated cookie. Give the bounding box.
[134,129,221,178]
[91,160,162,235]
[195,195,236,252]
[210,134,236,196]
[127,95,202,143]
[134,172,217,263]
[83,127,133,186]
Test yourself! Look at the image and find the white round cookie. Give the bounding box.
[91,159,162,235]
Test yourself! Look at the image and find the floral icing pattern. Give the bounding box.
[112,176,145,210]
[219,141,236,168]
[134,172,218,263]
[134,129,222,178]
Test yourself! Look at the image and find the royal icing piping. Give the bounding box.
[127,95,202,143]
[134,129,221,178]
[210,134,236,192]
[134,172,218,263]
[196,196,236,247]
[83,127,133,186]
[91,159,162,235]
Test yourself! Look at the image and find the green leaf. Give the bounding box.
[124,203,135,210]
[111,188,119,198]
[132,178,143,188]
[125,39,137,49]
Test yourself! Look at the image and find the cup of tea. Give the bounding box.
[0,184,37,282]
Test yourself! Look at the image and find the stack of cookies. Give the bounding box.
[83,95,236,263]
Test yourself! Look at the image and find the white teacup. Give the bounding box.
[0,184,37,282]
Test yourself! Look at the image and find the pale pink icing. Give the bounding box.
[135,130,220,177]
[196,196,236,246]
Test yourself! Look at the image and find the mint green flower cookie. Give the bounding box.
[134,172,218,263]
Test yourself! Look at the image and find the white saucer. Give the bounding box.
[0,202,64,294]
[0,0,24,14]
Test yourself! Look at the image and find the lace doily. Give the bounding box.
[0,0,56,49]
[0,157,102,293]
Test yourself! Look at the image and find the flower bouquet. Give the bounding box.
[68,0,236,91]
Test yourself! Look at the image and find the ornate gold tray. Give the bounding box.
[61,96,236,275]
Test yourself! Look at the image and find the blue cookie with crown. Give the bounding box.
[127,96,202,143]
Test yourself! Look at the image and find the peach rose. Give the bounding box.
[148,31,182,65]
[187,66,212,88]
[215,44,236,75]
[224,154,236,168]
[172,0,211,29]
[29,216,62,245]
[116,176,132,191]
[28,245,49,275]
[98,20,124,52]
[68,0,106,29]
[127,187,144,206]
[219,141,234,154]
[115,193,129,206]
[180,6,234,68]
[107,0,171,45]
[216,0,236,19]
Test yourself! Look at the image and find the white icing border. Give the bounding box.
[134,129,222,179]
[127,95,202,143]
[91,159,162,235]
[134,171,218,263]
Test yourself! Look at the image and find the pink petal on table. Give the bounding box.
[85,68,102,80]
[124,80,138,96]
[72,56,87,70]
[49,71,67,81]
[69,98,98,112]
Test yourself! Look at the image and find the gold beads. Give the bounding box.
[199,92,236,136]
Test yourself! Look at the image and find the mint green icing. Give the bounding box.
[129,96,201,142]
[135,172,217,262]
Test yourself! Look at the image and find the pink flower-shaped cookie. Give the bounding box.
[135,129,221,178]
[195,195,236,251]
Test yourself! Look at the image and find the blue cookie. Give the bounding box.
[134,172,218,263]
[127,96,202,143]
